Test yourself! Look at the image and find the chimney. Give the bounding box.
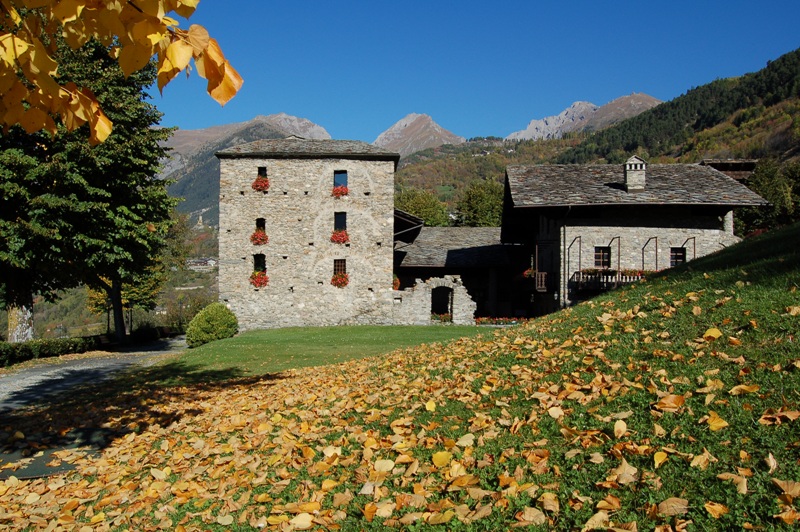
[624,155,647,192]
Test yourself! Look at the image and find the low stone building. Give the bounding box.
[501,156,768,314]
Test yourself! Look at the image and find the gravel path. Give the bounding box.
[0,336,186,414]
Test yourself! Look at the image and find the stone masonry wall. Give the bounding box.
[558,212,739,306]
[218,156,396,330]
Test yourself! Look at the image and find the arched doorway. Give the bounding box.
[431,286,453,317]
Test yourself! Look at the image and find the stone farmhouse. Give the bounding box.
[218,140,766,330]
[501,156,768,315]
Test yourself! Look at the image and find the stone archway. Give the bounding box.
[431,285,453,316]
[425,276,476,325]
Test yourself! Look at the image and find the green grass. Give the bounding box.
[177,325,487,375]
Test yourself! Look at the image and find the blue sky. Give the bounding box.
[153,1,800,142]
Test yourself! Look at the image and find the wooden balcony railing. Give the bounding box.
[570,271,644,291]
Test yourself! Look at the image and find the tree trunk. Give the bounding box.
[109,278,127,343]
[7,297,34,343]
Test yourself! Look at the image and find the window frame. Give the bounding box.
[334,211,347,231]
[594,246,611,269]
[333,170,348,188]
[333,259,347,275]
[670,247,687,267]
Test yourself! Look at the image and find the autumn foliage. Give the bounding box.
[0,223,799,529]
[0,0,242,143]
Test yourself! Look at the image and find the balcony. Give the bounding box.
[570,270,645,291]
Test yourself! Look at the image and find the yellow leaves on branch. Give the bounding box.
[0,0,242,143]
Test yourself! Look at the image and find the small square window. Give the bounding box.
[334,170,348,188]
[334,212,347,231]
[256,218,265,231]
[594,246,611,269]
[333,259,347,275]
[670,247,687,267]
[257,166,267,177]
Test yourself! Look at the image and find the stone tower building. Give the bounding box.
[216,138,400,330]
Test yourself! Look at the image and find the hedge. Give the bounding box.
[0,336,102,368]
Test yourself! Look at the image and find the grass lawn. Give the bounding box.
[178,325,487,375]
[2,223,799,530]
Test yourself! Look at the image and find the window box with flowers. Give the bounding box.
[522,268,536,279]
[250,271,269,288]
[330,229,350,244]
[331,272,349,288]
[250,230,269,245]
[331,185,349,198]
[252,175,270,192]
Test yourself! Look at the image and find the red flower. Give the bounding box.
[331,272,349,288]
[332,185,349,198]
[252,176,270,192]
[250,230,269,245]
[250,271,269,288]
[330,229,350,244]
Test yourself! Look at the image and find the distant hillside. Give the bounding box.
[162,114,330,226]
[374,114,465,157]
[506,93,661,140]
[557,47,800,163]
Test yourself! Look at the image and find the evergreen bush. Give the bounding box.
[0,336,101,367]
[185,303,238,348]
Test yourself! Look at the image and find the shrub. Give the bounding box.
[185,303,239,348]
[0,336,101,367]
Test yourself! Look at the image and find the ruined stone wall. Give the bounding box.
[390,276,477,326]
[218,157,396,330]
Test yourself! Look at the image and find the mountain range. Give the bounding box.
[162,95,659,225]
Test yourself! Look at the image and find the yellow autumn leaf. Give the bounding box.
[374,459,395,472]
[706,410,729,431]
[425,400,436,412]
[216,514,234,526]
[658,497,688,516]
[703,327,723,341]
[729,384,759,395]
[613,419,627,439]
[289,512,314,530]
[654,451,668,469]
[432,451,452,468]
[538,492,560,514]
[548,406,564,419]
[704,501,729,518]
[772,478,800,497]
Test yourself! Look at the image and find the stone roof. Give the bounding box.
[506,163,767,207]
[216,137,400,162]
[395,227,508,269]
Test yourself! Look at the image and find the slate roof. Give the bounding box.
[216,137,400,162]
[506,163,767,207]
[395,227,508,269]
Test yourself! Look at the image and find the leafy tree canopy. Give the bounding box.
[455,179,503,227]
[0,0,241,143]
[395,187,450,227]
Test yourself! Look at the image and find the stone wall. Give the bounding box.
[557,211,739,306]
[218,156,396,330]
[390,276,477,325]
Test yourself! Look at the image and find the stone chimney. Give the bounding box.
[624,155,647,192]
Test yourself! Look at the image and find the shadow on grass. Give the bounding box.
[0,360,286,462]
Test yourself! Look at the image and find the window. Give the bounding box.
[334,212,347,231]
[334,259,347,275]
[670,247,687,267]
[334,170,348,188]
[594,246,611,269]
[253,253,266,272]
[257,166,267,177]
[256,218,265,231]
